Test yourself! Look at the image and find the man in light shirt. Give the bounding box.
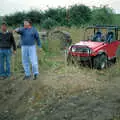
[14,19,42,80]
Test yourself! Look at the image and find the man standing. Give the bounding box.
[0,22,16,79]
[15,19,42,80]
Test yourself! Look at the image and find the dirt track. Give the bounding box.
[0,67,120,120]
[32,77,120,120]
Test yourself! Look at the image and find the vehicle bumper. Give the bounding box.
[80,56,92,61]
[70,55,92,62]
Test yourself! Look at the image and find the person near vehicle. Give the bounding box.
[93,29,102,42]
[14,19,42,80]
[106,30,114,43]
[0,22,16,79]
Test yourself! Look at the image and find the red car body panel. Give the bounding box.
[68,40,120,59]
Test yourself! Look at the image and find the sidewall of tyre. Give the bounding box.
[93,54,107,70]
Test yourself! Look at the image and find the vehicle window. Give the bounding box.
[106,31,115,43]
[85,28,116,43]
[85,28,107,42]
[118,31,120,40]
[85,29,94,41]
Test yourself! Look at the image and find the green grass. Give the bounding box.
[7,26,120,120]
[12,26,120,78]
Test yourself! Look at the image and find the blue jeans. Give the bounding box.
[0,49,12,77]
[21,45,39,76]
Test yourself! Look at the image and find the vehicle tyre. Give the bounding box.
[93,54,107,70]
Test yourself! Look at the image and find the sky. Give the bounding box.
[0,0,120,16]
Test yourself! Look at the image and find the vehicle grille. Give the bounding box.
[71,46,90,53]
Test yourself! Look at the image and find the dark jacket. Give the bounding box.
[0,31,16,51]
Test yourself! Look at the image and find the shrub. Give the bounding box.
[2,5,116,28]
[41,18,58,29]
[91,6,114,25]
[26,10,44,24]
[68,4,92,26]
[3,12,26,26]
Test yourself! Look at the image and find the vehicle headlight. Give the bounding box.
[71,47,76,52]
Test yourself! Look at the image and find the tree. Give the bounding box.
[91,6,114,25]
[3,12,26,26]
[2,5,115,28]
[68,4,92,26]
[44,8,67,26]
[0,16,2,24]
[26,10,44,24]
[41,18,58,29]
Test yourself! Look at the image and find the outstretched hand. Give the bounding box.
[39,48,43,52]
[13,28,19,33]
[13,51,16,54]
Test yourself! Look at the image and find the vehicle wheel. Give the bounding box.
[111,58,116,64]
[93,54,107,70]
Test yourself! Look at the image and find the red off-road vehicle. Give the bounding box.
[67,25,120,69]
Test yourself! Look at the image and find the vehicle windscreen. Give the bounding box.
[118,30,120,40]
[85,28,115,42]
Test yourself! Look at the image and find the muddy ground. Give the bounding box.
[32,77,120,120]
[0,65,120,120]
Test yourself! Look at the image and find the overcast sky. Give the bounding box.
[0,0,120,16]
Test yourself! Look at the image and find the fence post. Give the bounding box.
[64,47,68,76]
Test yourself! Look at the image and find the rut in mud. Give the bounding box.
[0,65,120,120]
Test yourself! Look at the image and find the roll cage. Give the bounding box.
[85,25,120,41]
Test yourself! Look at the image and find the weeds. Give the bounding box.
[2,27,120,120]
[12,27,120,80]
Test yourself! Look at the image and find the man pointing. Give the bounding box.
[14,19,42,80]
